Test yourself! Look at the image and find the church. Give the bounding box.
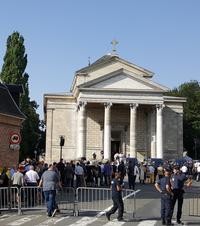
[44,48,186,163]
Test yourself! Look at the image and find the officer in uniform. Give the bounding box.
[155,168,173,226]
[171,165,192,225]
[106,172,124,221]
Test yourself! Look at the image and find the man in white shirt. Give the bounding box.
[24,165,40,207]
[25,165,40,186]
[181,165,188,174]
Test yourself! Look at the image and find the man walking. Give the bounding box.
[155,168,174,226]
[106,172,124,221]
[38,164,61,217]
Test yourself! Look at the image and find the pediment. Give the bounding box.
[79,69,169,92]
[91,73,153,89]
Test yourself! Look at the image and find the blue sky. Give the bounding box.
[0,1,200,118]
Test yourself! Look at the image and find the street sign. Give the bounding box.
[10,132,21,144]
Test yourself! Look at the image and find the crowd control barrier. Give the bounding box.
[19,186,45,213]
[186,191,200,217]
[0,187,19,213]
[56,187,76,216]
[76,187,140,217]
[1,186,140,217]
[19,186,76,215]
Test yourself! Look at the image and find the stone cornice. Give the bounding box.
[0,113,24,125]
[163,95,187,103]
[79,87,167,94]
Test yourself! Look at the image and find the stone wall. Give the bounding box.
[45,99,77,163]
[163,103,183,159]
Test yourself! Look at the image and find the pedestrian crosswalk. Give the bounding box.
[7,215,41,226]
[0,213,189,226]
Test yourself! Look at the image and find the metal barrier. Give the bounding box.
[0,187,19,212]
[186,191,200,217]
[56,187,76,216]
[1,186,139,217]
[19,186,45,212]
[19,186,76,215]
[76,187,140,217]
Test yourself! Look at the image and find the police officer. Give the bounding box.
[106,172,124,221]
[155,168,173,226]
[171,165,192,224]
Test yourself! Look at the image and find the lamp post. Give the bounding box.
[59,136,65,160]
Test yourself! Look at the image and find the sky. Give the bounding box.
[0,1,200,119]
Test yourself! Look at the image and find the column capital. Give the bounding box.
[77,101,87,110]
[104,102,112,108]
[130,103,139,110]
[156,104,165,111]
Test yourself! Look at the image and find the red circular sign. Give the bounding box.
[10,132,21,144]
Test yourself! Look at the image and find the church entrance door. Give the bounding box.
[111,141,120,161]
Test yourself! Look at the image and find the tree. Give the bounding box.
[169,80,200,158]
[0,31,42,160]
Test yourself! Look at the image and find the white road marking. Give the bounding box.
[137,220,157,226]
[0,214,9,219]
[103,219,125,226]
[67,217,98,226]
[7,215,41,226]
[97,189,141,217]
[172,220,188,225]
[35,216,69,226]
[0,214,17,222]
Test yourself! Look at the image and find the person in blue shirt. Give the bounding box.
[106,172,124,221]
[155,168,174,226]
[171,165,192,225]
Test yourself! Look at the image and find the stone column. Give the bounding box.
[150,109,156,158]
[156,104,164,158]
[130,103,138,158]
[77,101,87,158]
[104,102,112,160]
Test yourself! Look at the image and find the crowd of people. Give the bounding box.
[0,154,200,190]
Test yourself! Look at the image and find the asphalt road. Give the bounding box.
[0,182,200,226]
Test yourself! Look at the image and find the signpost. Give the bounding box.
[10,132,21,144]
[9,131,21,151]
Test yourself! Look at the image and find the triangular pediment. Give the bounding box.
[79,69,169,92]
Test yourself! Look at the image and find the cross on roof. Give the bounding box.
[111,39,119,54]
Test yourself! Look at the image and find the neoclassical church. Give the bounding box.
[44,50,186,163]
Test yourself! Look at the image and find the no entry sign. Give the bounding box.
[10,132,21,144]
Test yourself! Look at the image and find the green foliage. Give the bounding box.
[169,80,200,158]
[0,32,27,84]
[0,31,42,160]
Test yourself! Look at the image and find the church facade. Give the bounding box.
[44,54,186,163]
